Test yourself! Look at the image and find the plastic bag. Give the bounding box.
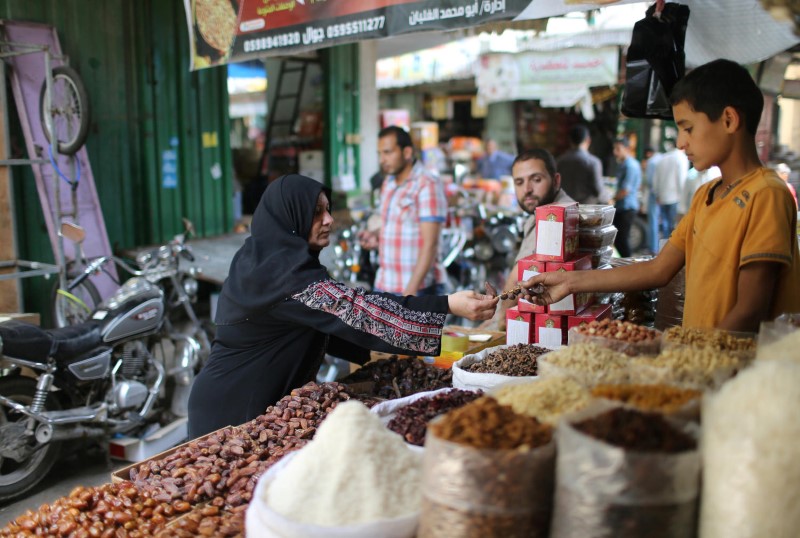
[568,326,661,357]
[550,404,701,538]
[246,452,420,538]
[452,345,539,391]
[418,430,555,538]
[756,320,800,361]
[621,2,690,120]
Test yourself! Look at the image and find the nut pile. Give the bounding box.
[341,357,452,399]
[387,389,483,446]
[591,383,701,414]
[573,407,696,452]
[538,343,630,386]
[0,483,177,537]
[575,319,660,343]
[630,347,741,390]
[429,396,553,450]
[154,505,244,537]
[663,326,756,352]
[494,377,591,424]
[127,382,356,509]
[465,344,549,376]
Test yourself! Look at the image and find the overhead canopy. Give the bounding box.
[186,0,799,71]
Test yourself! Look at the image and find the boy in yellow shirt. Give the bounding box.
[523,59,800,331]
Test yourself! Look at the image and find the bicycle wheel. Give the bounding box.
[39,65,91,155]
[50,276,101,328]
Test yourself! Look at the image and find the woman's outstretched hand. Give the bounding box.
[448,290,499,321]
[519,271,572,305]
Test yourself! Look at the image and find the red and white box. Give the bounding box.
[533,202,579,262]
[506,307,535,345]
[534,313,568,348]
[546,255,594,315]
[567,303,613,331]
[517,256,546,313]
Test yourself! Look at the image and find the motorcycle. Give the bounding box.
[0,228,209,502]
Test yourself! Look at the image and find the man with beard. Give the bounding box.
[360,126,448,296]
[493,149,575,328]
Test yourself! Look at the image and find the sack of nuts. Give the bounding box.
[568,319,662,356]
[418,397,555,538]
[550,403,701,538]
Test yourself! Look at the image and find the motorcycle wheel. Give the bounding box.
[0,376,62,502]
[628,215,648,254]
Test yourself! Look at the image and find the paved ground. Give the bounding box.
[0,443,129,527]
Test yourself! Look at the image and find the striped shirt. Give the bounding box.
[375,162,447,294]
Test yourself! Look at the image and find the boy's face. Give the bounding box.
[673,100,728,172]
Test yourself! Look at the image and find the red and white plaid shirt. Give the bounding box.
[375,162,447,294]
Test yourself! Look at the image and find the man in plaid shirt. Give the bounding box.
[360,126,448,296]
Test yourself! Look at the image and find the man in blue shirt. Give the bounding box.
[478,139,515,179]
[612,137,642,257]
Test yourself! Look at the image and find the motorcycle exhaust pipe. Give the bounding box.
[37,423,107,443]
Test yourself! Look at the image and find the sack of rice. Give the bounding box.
[756,321,800,362]
[700,360,800,537]
[550,404,701,538]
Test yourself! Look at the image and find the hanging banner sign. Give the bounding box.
[185,0,531,70]
[476,46,619,106]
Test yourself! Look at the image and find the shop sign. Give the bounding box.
[376,38,481,89]
[185,0,531,70]
[476,46,618,106]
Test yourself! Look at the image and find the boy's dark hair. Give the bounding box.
[378,125,413,150]
[568,124,590,146]
[512,149,557,178]
[614,137,630,148]
[669,58,763,136]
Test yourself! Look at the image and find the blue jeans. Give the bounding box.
[660,203,678,238]
[647,192,661,253]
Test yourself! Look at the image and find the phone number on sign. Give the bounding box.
[326,16,385,39]
[242,16,385,52]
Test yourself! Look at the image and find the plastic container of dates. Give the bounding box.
[578,225,618,250]
[453,345,544,392]
[418,424,555,538]
[550,404,701,538]
[578,245,614,269]
[578,205,616,228]
[568,321,662,357]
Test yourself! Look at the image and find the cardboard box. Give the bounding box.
[110,423,232,483]
[533,202,579,262]
[517,257,546,313]
[506,307,535,345]
[410,122,439,150]
[0,313,40,326]
[380,109,410,129]
[567,303,612,331]
[534,313,568,348]
[107,418,188,464]
[546,255,594,315]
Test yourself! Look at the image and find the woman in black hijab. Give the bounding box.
[188,174,497,437]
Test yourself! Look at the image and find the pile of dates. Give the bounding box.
[1,482,179,537]
[388,389,482,446]
[341,357,452,399]
[155,505,244,537]
[127,382,357,509]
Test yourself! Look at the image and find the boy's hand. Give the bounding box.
[520,272,572,305]
[448,291,499,321]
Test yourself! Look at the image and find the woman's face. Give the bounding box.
[308,192,333,251]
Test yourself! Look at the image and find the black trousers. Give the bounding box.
[614,209,637,258]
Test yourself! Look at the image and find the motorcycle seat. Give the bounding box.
[0,320,102,362]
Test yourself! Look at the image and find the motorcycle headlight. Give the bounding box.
[182,277,199,298]
[474,238,494,262]
[490,227,519,254]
